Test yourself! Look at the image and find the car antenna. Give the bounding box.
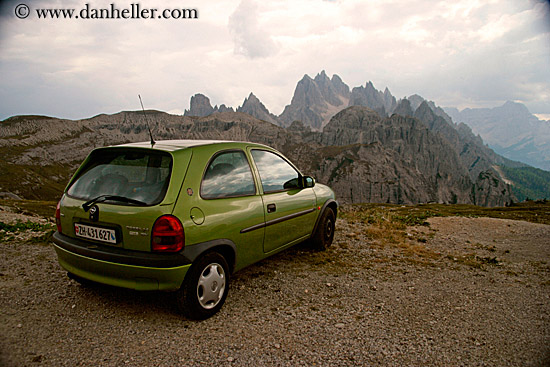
[138,94,156,146]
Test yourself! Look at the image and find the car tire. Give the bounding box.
[311,208,336,251]
[176,251,229,320]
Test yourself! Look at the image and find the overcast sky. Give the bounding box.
[0,0,549,121]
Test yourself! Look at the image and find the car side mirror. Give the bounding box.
[302,175,315,188]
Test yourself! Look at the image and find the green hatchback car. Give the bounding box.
[53,140,338,319]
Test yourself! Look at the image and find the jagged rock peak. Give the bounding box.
[414,101,436,122]
[184,93,234,117]
[407,94,425,111]
[392,99,414,117]
[217,104,234,113]
[184,93,214,117]
[331,74,350,96]
[237,92,279,125]
[348,81,396,116]
[314,70,330,83]
[279,71,351,130]
[241,92,260,105]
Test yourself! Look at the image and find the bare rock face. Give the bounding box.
[279,71,351,130]
[0,108,515,206]
[348,82,397,117]
[184,94,215,117]
[392,99,414,118]
[184,94,235,117]
[317,106,476,204]
[413,101,524,187]
[473,170,515,207]
[237,93,279,125]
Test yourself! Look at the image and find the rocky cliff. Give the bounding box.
[184,94,234,117]
[0,106,515,207]
[237,93,279,126]
[278,71,350,129]
[348,82,397,117]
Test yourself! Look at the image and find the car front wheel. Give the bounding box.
[311,208,335,250]
[176,251,229,319]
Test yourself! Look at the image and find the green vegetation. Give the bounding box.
[499,165,550,201]
[339,201,550,269]
[341,201,550,226]
[0,200,57,243]
[0,159,70,201]
[0,199,58,218]
[0,219,55,243]
[0,220,54,232]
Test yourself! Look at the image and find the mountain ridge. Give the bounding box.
[445,101,550,171]
[4,70,543,205]
[1,105,516,207]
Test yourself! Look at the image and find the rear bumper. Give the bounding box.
[52,232,191,291]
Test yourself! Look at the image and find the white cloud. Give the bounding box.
[0,0,548,120]
[228,0,277,58]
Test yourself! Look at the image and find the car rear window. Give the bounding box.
[200,150,256,199]
[66,148,172,206]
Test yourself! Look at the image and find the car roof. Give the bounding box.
[114,139,268,152]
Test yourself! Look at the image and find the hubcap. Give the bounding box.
[197,263,226,309]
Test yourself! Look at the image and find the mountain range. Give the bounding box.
[3,71,545,205]
[184,71,549,173]
[445,102,550,171]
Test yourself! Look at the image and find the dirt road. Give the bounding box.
[1,212,549,366]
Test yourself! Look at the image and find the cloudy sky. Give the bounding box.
[0,0,549,121]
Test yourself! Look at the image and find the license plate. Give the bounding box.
[74,223,117,244]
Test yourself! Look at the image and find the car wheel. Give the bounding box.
[311,208,335,251]
[176,251,229,320]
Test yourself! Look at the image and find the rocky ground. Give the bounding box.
[0,204,549,366]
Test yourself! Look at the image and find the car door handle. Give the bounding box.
[266,203,276,213]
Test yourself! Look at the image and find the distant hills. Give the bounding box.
[2,71,548,204]
[445,101,550,171]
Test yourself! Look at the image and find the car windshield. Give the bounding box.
[66,148,172,206]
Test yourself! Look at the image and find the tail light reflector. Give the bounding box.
[151,215,184,252]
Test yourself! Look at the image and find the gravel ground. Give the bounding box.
[1,211,549,366]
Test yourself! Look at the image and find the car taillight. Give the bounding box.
[151,215,184,252]
[55,201,62,233]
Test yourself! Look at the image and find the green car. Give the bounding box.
[53,140,338,319]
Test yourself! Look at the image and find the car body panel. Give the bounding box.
[59,195,173,252]
[53,140,337,294]
[53,242,190,291]
[260,189,317,253]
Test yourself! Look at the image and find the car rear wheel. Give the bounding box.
[311,208,335,251]
[176,251,229,320]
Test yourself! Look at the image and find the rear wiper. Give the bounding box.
[82,195,147,212]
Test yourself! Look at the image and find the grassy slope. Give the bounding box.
[340,201,550,226]
[499,165,550,201]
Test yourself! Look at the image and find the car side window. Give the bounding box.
[251,150,300,193]
[200,150,256,199]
